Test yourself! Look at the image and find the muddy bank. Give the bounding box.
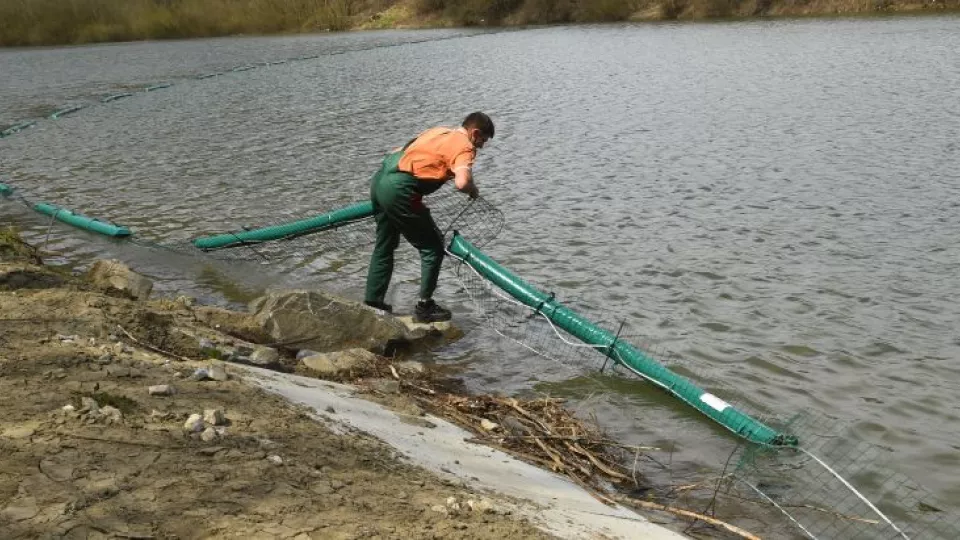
[0,231,555,539]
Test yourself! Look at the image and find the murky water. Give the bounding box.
[3,18,959,537]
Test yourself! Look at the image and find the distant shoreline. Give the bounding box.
[2,0,958,47]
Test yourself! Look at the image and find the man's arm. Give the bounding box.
[453,167,479,199]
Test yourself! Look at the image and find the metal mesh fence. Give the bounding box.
[448,248,960,540]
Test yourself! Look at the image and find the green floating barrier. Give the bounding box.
[101,93,133,103]
[192,201,374,251]
[0,183,13,196]
[49,105,83,119]
[448,233,797,447]
[33,202,132,238]
[1,121,36,137]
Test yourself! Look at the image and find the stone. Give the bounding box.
[80,397,99,414]
[193,306,270,343]
[266,455,283,465]
[396,316,464,341]
[148,385,175,396]
[430,505,448,515]
[96,354,113,365]
[249,290,423,355]
[86,259,153,300]
[248,347,280,367]
[198,338,215,351]
[397,360,425,374]
[207,365,229,381]
[203,409,225,426]
[476,499,494,513]
[300,349,377,377]
[480,419,499,432]
[62,404,76,413]
[190,368,210,381]
[106,365,130,377]
[200,427,218,442]
[100,405,123,423]
[184,414,204,432]
[296,349,320,361]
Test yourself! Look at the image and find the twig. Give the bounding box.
[613,495,762,540]
[116,324,192,362]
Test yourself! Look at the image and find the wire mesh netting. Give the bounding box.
[448,247,960,540]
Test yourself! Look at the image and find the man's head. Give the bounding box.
[462,112,494,149]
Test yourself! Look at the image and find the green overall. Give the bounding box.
[364,151,445,305]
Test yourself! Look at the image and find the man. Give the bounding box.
[364,112,495,323]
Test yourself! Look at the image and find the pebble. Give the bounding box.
[480,419,499,432]
[191,368,211,381]
[200,427,218,442]
[96,354,113,365]
[430,505,447,514]
[62,404,76,413]
[207,365,229,381]
[148,385,175,396]
[249,347,280,366]
[198,338,215,350]
[266,455,283,465]
[296,349,320,361]
[100,406,123,423]
[203,409,225,426]
[80,397,99,414]
[183,414,204,432]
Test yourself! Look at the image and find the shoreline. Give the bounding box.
[1,1,958,48]
[0,229,704,538]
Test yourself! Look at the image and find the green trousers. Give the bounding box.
[364,152,444,305]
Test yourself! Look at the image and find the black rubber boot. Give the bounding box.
[414,299,451,323]
[364,300,393,313]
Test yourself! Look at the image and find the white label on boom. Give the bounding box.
[700,393,730,412]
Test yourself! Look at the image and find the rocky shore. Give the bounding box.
[1,228,701,539]
[0,229,555,539]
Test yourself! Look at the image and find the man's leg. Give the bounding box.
[364,168,401,308]
[399,210,444,301]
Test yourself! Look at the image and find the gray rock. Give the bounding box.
[249,346,280,367]
[207,365,229,381]
[266,455,283,465]
[190,368,210,381]
[86,259,153,300]
[249,290,421,355]
[296,349,320,361]
[200,427,218,442]
[183,414,204,432]
[198,338,215,351]
[397,360,425,374]
[79,397,99,414]
[203,409,225,426]
[100,406,123,423]
[96,354,113,365]
[148,384,175,396]
[106,365,130,377]
[300,349,377,377]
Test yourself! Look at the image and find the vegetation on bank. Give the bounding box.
[0,0,958,46]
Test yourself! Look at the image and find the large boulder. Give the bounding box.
[249,290,422,355]
[86,260,153,300]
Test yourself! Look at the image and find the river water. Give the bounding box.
[2,18,959,538]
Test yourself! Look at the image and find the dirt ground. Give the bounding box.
[0,232,553,539]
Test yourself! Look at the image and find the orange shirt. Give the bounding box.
[398,127,476,182]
